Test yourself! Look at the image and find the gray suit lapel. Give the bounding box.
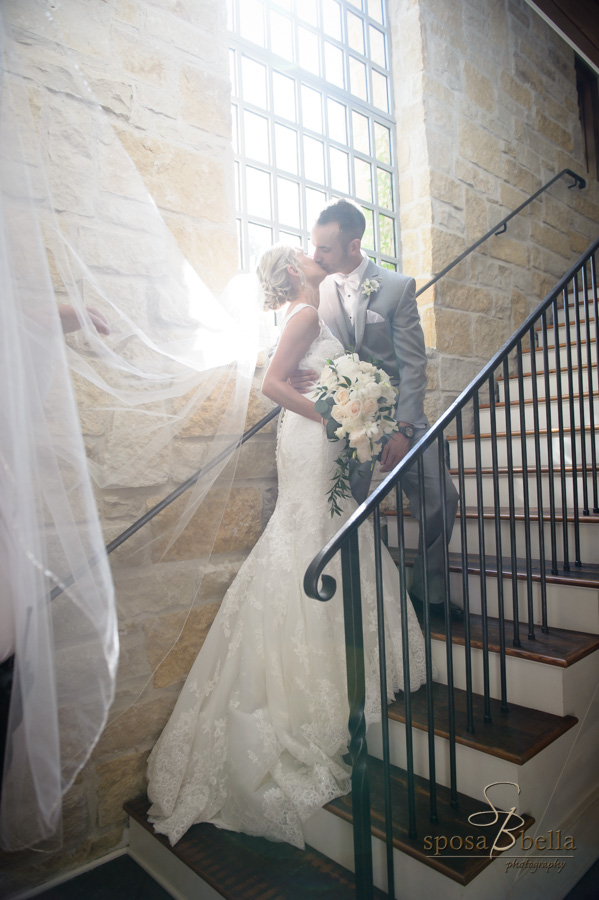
[320,276,353,349]
[354,260,381,351]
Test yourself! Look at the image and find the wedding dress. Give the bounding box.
[146,306,427,848]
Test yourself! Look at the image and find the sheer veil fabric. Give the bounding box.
[0,3,262,850]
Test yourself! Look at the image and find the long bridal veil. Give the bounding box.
[0,2,264,851]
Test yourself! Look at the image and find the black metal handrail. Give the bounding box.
[304,236,599,898]
[414,169,585,298]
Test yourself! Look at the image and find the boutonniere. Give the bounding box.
[362,277,382,298]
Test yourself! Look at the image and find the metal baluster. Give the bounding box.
[563,286,581,567]
[489,373,508,708]
[503,356,521,646]
[473,392,491,720]
[582,256,597,514]
[587,253,598,513]
[542,311,559,576]
[438,433,458,807]
[415,461,438,823]
[340,532,373,898]
[373,506,395,899]
[528,323,548,634]
[553,294,570,571]
[516,343,535,641]
[573,271,589,521]
[456,411,473,733]
[396,481,417,839]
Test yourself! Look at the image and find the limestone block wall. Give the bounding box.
[391,0,599,423]
[1,1,278,896]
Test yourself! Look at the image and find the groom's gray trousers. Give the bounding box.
[349,427,459,607]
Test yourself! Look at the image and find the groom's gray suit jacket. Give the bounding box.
[318,260,428,427]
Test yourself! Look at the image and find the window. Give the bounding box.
[228,0,399,271]
[576,56,599,181]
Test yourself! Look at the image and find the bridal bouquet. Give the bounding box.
[314,353,399,516]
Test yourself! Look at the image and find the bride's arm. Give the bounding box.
[262,307,323,424]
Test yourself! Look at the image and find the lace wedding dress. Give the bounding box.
[146,306,427,848]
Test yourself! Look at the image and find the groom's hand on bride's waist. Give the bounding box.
[288,368,317,393]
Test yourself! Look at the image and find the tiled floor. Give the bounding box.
[32,852,599,899]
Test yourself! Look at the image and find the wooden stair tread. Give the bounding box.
[382,505,599,524]
[387,682,578,764]
[500,360,597,380]
[478,389,598,411]
[422,610,599,667]
[324,755,534,886]
[125,796,388,899]
[447,423,593,441]
[390,545,599,589]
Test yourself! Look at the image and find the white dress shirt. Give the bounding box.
[332,253,370,325]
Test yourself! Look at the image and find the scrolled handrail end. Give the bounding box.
[304,571,337,602]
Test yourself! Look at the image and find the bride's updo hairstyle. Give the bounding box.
[257,243,305,311]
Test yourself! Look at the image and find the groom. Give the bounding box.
[296,198,461,621]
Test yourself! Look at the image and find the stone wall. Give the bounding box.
[391,0,599,423]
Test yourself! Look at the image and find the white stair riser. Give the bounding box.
[527,340,597,370]
[449,430,596,470]
[390,515,596,570]
[367,716,580,822]
[476,395,599,433]
[497,367,597,402]
[539,314,597,346]
[447,571,599,634]
[457,472,596,509]
[431,638,599,719]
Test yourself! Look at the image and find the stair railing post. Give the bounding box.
[541,311,559,577]
[372,505,396,899]
[529,322,549,635]
[455,410,474,733]
[553,293,570,571]
[488,372,508,709]
[582,256,598,513]
[340,531,374,899]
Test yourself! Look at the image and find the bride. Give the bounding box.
[146,244,427,849]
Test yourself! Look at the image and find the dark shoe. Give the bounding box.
[409,593,464,623]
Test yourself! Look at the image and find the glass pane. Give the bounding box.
[374,122,391,163]
[297,0,318,26]
[304,136,325,183]
[301,85,323,132]
[248,222,273,269]
[275,124,298,174]
[347,0,362,9]
[377,167,393,209]
[244,110,270,163]
[381,260,397,271]
[270,11,294,61]
[368,0,384,24]
[352,111,370,154]
[306,187,327,229]
[362,207,374,250]
[372,70,388,112]
[324,42,344,89]
[380,213,396,256]
[246,167,271,219]
[327,98,347,144]
[229,48,236,92]
[234,160,240,208]
[354,158,372,202]
[239,0,265,47]
[370,26,386,66]
[298,26,320,76]
[347,11,365,55]
[277,177,301,227]
[330,147,349,193]
[231,104,239,153]
[349,56,367,101]
[272,0,291,9]
[322,0,342,40]
[273,72,296,121]
[226,0,234,30]
[236,217,243,268]
[241,57,268,108]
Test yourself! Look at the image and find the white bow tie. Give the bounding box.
[333,273,361,291]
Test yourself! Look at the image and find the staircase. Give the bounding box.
[124,270,599,897]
